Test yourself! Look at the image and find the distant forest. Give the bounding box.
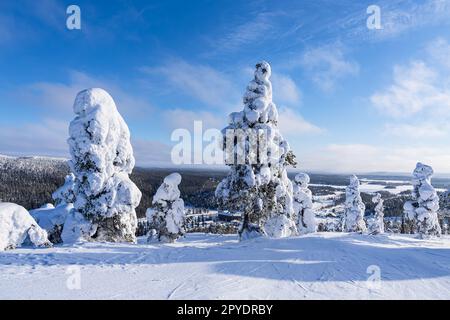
[0,157,226,218]
[1,156,449,218]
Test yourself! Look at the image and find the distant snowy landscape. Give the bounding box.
[1,232,450,300]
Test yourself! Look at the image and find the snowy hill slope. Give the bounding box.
[1,232,449,299]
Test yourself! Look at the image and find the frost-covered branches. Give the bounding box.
[292,173,317,234]
[215,61,297,240]
[344,175,367,233]
[147,173,185,243]
[403,163,441,237]
[66,88,142,243]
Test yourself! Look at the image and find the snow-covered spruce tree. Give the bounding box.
[52,173,76,206]
[146,173,185,243]
[344,175,367,233]
[368,193,384,235]
[292,173,317,234]
[67,88,142,243]
[402,163,441,237]
[215,61,297,240]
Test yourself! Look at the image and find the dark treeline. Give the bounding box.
[1,156,449,219]
[0,156,227,218]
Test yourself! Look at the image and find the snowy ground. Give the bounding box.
[1,232,450,300]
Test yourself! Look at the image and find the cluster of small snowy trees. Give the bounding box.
[0,61,446,251]
[342,162,443,237]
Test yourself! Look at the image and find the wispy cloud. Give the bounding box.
[161,108,225,131]
[15,71,153,119]
[207,11,280,54]
[371,38,450,141]
[338,0,450,42]
[299,43,359,92]
[0,118,69,158]
[141,59,240,110]
[271,73,302,105]
[278,108,323,136]
[426,37,450,70]
[371,60,450,118]
[384,122,449,138]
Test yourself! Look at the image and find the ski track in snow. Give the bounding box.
[0,232,450,299]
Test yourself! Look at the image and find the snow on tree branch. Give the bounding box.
[147,173,186,243]
[344,175,367,233]
[216,61,297,240]
[66,88,142,243]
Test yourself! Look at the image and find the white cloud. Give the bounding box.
[271,73,302,105]
[371,60,450,118]
[384,123,449,138]
[278,108,323,136]
[16,71,153,119]
[426,37,450,70]
[141,59,240,110]
[301,143,450,173]
[0,119,69,158]
[371,38,450,141]
[206,11,290,55]
[342,0,450,42]
[161,108,225,131]
[300,44,359,92]
[131,139,172,167]
[0,118,175,167]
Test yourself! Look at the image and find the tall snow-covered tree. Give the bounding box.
[67,88,142,243]
[292,173,317,234]
[215,61,297,240]
[368,193,384,235]
[146,173,185,243]
[403,162,441,237]
[52,173,76,206]
[344,175,367,233]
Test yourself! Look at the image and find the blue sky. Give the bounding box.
[1,0,450,173]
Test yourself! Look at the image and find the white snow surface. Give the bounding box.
[1,232,450,299]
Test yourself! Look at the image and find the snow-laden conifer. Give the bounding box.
[403,163,441,237]
[52,173,76,206]
[344,175,367,233]
[292,173,317,234]
[215,61,297,240]
[66,88,142,243]
[368,193,384,235]
[147,173,186,243]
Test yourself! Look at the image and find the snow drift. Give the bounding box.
[0,203,50,251]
